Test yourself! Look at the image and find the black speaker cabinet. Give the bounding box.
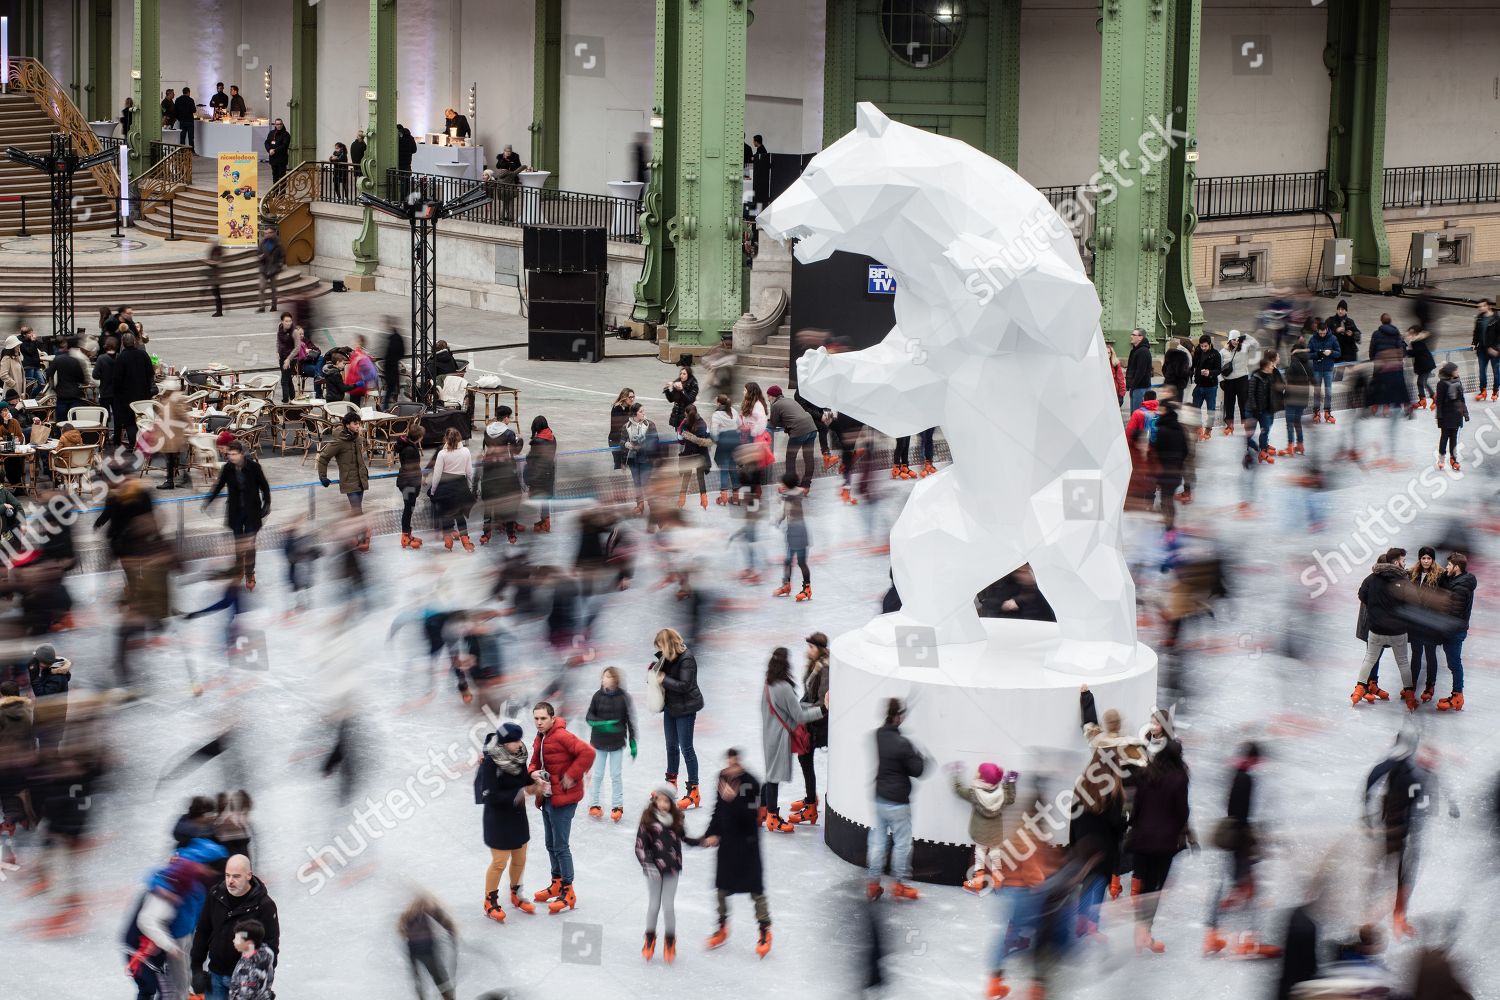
[528,329,604,362]
[528,270,603,302]
[523,225,607,273]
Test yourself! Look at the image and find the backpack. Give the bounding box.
[1136,408,1158,446]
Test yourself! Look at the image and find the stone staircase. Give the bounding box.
[135,185,223,242]
[738,325,790,380]
[5,245,324,317]
[0,93,115,236]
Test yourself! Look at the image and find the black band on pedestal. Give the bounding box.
[825,802,973,885]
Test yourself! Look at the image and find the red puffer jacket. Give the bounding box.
[528,718,596,808]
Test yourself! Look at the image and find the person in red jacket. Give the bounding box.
[529,702,596,914]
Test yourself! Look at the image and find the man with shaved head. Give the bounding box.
[188,854,280,1000]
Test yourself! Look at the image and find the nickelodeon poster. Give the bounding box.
[217,153,259,247]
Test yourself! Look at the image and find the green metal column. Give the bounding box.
[352,0,396,280]
[633,0,679,327]
[128,0,160,182]
[530,0,561,180]
[288,0,318,167]
[667,0,750,350]
[1092,0,1184,352]
[1325,0,1391,290]
[1161,0,1203,343]
[87,0,112,121]
[822,0,857,147]
[70,0,82,109]
[984,0,1020,169]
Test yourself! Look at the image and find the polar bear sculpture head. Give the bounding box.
[761,102,1098,361]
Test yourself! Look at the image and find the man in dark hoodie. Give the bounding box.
[1437,552,1475,712]
[1327,300,1361,362]
[1354,548,1415,709]
[189,853,281,1000]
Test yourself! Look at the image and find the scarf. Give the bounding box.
[487,742,529,777]
[654,809,673,828]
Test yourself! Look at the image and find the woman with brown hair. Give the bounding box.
[788,633,830,825]
[1069,748,1126,938]
[737,383,770,502]
[608,387,636,470]
[634,787,687,962]
[651,628,704,810]
[1407,546,1446,702]
[759,646,825,833]
[427,427,475,551]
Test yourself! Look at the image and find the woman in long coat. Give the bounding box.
[474,722,546,922]
[758,647,824,833]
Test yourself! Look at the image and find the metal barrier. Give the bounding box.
[383,168,643,242]
[1194,170,1328,221]
[1383,163,1500,210]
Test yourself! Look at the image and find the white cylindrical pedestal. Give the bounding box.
[518,171,550,225]
[824,617,1158,883]
[89,121,118,141]
[607,180,644,237]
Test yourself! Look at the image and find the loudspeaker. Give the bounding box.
[523,225,607,273]
[528,329,604,362]
[528,270,602,302]
[530,300,599,332]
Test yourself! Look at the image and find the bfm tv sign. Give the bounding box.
[867,265,897,295]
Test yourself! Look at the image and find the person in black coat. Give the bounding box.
[1433,362,1468,471]
[1189,334,1223,436]
[1160,338,1192,402]
[188,857,281,998]
[227,85,247,118]
[442,108,471,141]
[173,89,199,151]
[1152,400,1190,517]
[208,83,229,115]
[264,119,291,183]
[397,125,417,173]
[45,340,88,425]
[749,135,771,210]
[1407,325,1437,408]
[1125,328,1153,411]
[975,564,1056,622]
[1127,739,1191,951]
[474,722,546,920]
[394,425,427,548]
[382,327,404,410]
[204,441,272,589]
[1368,313,1409,408]
[1355,554,1414,705]
[584,666,637,819]
[1070,749,1127,936]
[1438,552,1475,709]
[113,333,155,448]
[696,748,772,955]
[524,416,557,533]
[654,628,704,806]
[93,336,119,445]
[662,366,699,429]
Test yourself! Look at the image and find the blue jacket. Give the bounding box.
[1307,330,1341,374]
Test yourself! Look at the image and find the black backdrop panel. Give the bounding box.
[528,330,604,362]
[786,249,896,390]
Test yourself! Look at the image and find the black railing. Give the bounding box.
[380,168,643,243]
[1194,170,1327,220]
[95,134,126,155]
[317,161,360,207]
[1383,163,1500,210]
[149,139,189,167]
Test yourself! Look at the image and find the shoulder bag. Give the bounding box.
[766,686,811,756]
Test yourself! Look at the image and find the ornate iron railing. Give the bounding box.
[1383,163,1500,210]
[149,139,188,167]
[4,56,120,200]
[259,160,324,226]
[382,168,643,243]
[135,144,193,209]
[1194,170,1328,220]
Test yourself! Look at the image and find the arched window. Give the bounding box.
[881,1,966,69]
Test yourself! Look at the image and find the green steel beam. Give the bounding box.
[633,0,679,326]
[87,0,111,120]
[1325,0,1391,290]
[1161,0,1203,344]
[128,0,160,182]
[70,0,82,109]
[822,0,857,147]
[984,0,1020,169]
[288,0,318,166]
[665,0,750,348]
[352,0,396,278]
[1092,0,1180,353]
[530,0,561,180]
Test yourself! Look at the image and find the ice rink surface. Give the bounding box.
[9,405,1500,999]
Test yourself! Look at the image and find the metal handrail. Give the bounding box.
[382,168,643,243]
[1383,163,1500,210]
[3,56,121,201]
[259,160,323,226]
[133,144,194,213]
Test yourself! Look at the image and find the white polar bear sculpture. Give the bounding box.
[759,103,1137,674]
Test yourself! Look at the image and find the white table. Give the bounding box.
[430,161,473,180]
[199,119,273,161]
[518,171,551,224]
[411,143,486,180]
[161,127,182,146]
[607,180,644,237]
[89,121,119,141]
